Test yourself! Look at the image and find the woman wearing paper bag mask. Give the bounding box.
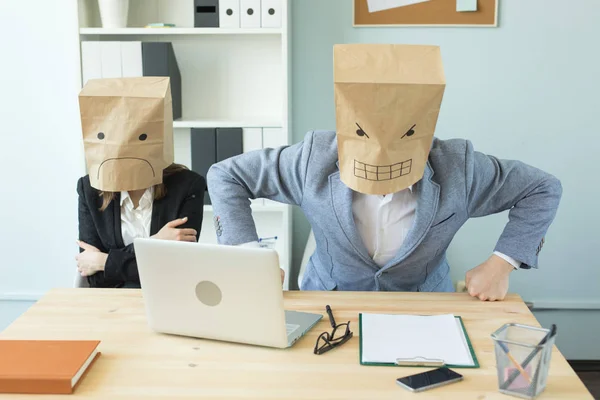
[207,44,562,301]
[76,77,206,288]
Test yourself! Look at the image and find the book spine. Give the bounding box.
[0,377,72,394]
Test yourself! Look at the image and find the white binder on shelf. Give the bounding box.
[240,0,261,28]
[219,0,241,28]
[100,42,122,78]
[120,42,143,77]
[243,127,263,153]
[261,0,281,28]
[81,42,102,85]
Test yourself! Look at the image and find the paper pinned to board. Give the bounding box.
[360,313,475,366]
[366,0,430,13]
[456,0,478,12]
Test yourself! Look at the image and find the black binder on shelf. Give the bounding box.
[141,42,182,119]
[194,0,220,27]
[191,128,216,205]
[216,128,243,162]
[191,127,244,205]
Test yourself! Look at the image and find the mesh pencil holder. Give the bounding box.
[491,323,555,399]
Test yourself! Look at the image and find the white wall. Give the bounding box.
[0,301,34,332]
[0,1,84,298]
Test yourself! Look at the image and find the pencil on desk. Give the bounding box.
[498,341,532,384]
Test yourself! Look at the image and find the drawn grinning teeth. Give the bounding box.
[353,159,413,181]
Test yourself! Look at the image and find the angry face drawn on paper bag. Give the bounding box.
[78,77,174,192]
[334,44,445,195]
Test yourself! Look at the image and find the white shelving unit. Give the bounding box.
[80,27,282,35]
[173,118,282,129]
[77,0,293,289]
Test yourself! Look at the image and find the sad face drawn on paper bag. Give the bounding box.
[334,44,446,195]
[78,77,174,192]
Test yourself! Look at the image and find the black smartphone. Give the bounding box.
[396,367,463,392]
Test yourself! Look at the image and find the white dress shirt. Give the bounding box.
[352,187,417,266]
[120,188,154,247]
[352,188,521,269]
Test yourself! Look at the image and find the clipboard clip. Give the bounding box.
[395,356,445,367]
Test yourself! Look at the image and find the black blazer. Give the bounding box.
[77,169,206,288]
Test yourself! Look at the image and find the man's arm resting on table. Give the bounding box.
[463,140,562,300]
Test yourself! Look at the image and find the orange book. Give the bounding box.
[0,340,101,394]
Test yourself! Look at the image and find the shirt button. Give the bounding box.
[136,213,142,220]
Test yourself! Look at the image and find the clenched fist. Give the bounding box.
[465,255,514,301]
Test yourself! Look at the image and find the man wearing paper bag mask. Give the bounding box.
[207,44,562,301]
[76,77,206,288]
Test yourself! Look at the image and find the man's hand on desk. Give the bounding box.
[465,254,514,301]
[76,241,108,277]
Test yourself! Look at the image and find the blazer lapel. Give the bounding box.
[329,171,379,268]
[150,196,164,236]
[381,162,440,271]
[112,193,125,248]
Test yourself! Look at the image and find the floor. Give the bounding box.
[570,362,600,399]
[577,371,600,399]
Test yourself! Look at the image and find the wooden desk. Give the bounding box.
[0,289,592,399]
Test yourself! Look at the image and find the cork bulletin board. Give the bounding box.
[354,0,498,27]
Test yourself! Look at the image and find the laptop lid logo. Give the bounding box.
[195,281,222,307]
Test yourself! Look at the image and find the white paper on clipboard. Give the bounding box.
[366,0,430,13]
[360,313,475,366]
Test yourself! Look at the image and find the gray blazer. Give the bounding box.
[207,131,562,292]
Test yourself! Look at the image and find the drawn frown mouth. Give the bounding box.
[97,157,155,179]
[353,159,412,181]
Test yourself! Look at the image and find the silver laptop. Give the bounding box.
[134,238,322,348]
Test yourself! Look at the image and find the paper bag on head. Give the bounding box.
[79,77,174,192]
[334,44,445,195]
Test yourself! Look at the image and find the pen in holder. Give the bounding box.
[491,323,557,399]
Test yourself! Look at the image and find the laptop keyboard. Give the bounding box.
[286,323,300,337]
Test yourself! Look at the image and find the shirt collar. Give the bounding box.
[120,187,154,209]
[119,191,130,207]
[379,185,414,198]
